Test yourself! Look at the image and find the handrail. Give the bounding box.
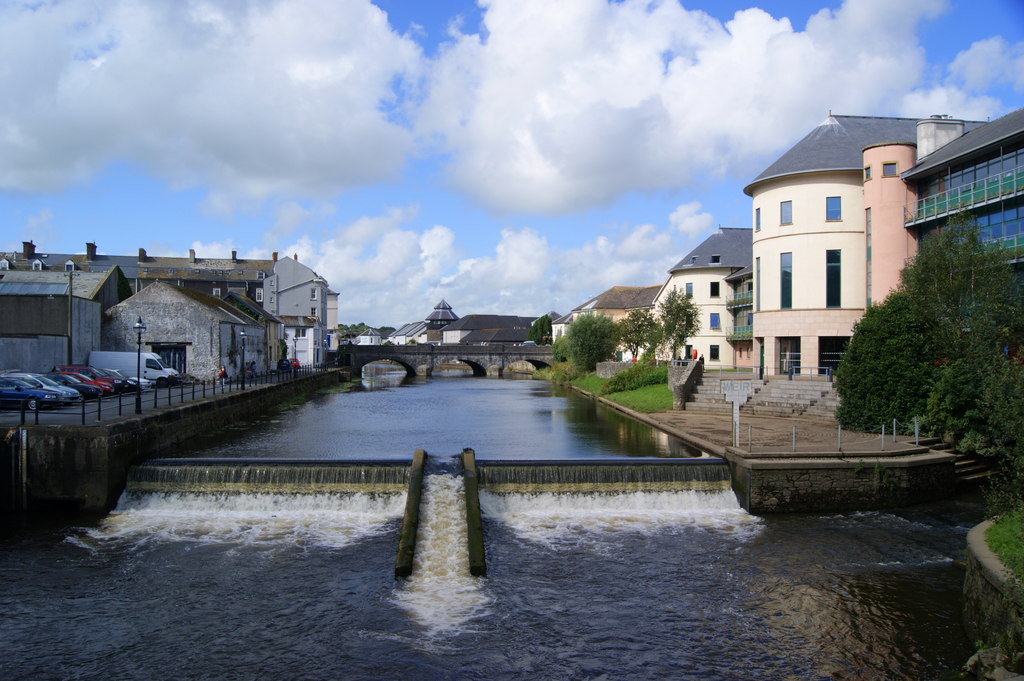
[904,167,1024,224]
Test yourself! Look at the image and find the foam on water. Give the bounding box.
[80,491,405,549]
[479,489,761,545]
[392,474,492,637]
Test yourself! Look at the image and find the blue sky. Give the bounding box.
[2,0,1023,327]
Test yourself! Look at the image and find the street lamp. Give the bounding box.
[133,316,146,414]
[240,328,246,389]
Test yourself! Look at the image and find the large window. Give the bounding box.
[710,281,720,297]
[710,313,720,329]
[826,196,841,221]
[755,207,761,231]
[780,200,793,225]
[780,253,792,309]
[826,250,841,308]
[685,282,693,296]
[710,345,720,361]
[755,257,761,311]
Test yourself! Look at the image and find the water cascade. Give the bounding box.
[477,458,731,494]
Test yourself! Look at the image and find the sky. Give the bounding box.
[2,0,1024,328]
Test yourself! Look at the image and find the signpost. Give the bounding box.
[721,380,752,447]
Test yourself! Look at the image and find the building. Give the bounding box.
[441,315,534,345]
[263,256,331,365]
[743,108,1022,377]
[654,228,751,364]
[560,285,660,360]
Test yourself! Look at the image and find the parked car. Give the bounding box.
[88,351,181,387]
[0,377,63,411]
[277,358,293,371]
[101,368,153,391]
[45,373,105,400]
[50,370,115,395]
[5,373,82,406]
[52,365,127,393]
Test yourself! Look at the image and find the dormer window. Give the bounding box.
[0,259,8,270]
[710,254,721,264]
[32,260,43,271]
[64,261,75,271]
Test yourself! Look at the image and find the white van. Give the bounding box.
[88,351,182,387]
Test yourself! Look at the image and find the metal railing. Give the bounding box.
[726,291,753,308]
[726,325,753,340]
[904,166,1024,224]
[1,364,333,426]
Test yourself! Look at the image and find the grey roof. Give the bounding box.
[668,228,752,272]
[903,107,1024,180]
[426,299,459,322]
[725,264,753,281]
[443,314,534,331]
[459,328,529,344]
[573,285,661,313]
[391,321,427,338]
[0,270,111,298]
[745,115,921,193]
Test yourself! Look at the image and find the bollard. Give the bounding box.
[881,424,886,451]
[792,425,796,452]
[838,425,842,451]
[914,417,919,445]
[748,424,752,450]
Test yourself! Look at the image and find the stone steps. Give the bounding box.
[686,375,838,420]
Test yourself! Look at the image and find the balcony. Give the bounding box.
[726,291,753,309]
[727,325,753,341]
[905,166,1024,226]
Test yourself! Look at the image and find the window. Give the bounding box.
[710,282,720,297]
[255,288,264,303]
[64,261,75,271]
[685,282,693,296]
[882,162,898,177]
[865,208,872,306]
[755,207,761,231]
[311,307,318,317]
[212,287,221,297]
[826,250,841,308]
[710,345,720,361]
[755,257,761,311]
[710,254,721,264]
[257,271,266,280]
[310,287,318,300]
[710,313,720,329]
[864,166,872,181]
[295,328,307,338]
[780,253,792,309]
[780,200,793,225]
[32,260,42,271]
[826,196,841,221]
[0,259,7,270]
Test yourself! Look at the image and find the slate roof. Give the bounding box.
[391,321,427,338]
[725,264,753,282]
[459,328,530,344]
[442,314,534,331]
[574,285,661,313]
[903,107,1024,179]
[426,299,459,322]
[0,270,112,298]
[668,228,752,272]
[745,115,921,193]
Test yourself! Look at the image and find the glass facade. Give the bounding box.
[826,249,841,308]
[780,253,792,309]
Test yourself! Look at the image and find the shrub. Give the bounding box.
[565,314,617,372]
[603,362,667,394]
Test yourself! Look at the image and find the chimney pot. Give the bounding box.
[189,248,196,263]
[231,250,237,262]
[138,248,147,262]
[272,252,278,262]
[86,242,97,261]
[22,240,35,260]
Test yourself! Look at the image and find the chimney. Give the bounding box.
[22,240,35,260]
[916,115,965,161]
[294,253,298,262]
[189,248,196,263]
[86,242,97,261]
[138,247,147,262]
[272,252,278,262]
[231,250,237,263]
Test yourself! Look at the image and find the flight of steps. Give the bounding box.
[683,375,838,420]
[951,449,994,487]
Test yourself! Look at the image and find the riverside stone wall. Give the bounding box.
[668,359,703,410]
[726,450,956,514]
[963,521,1024,648]
[12,370,344,511]
[596,362,634,379]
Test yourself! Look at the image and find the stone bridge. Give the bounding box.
[340,344,555,377]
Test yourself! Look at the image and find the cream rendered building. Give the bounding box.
[654,227,751,364]
[745,115,921,376]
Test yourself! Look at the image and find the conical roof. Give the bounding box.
[426,299,459,325]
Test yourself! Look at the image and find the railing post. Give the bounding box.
[792,425,796,452]
[881,424,886,451]
[838,425,842,450]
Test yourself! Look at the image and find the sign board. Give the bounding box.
[720,380,752,448]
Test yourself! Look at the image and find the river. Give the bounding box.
[0,375,981,680]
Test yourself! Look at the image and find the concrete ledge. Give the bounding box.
[964,520,1024,646]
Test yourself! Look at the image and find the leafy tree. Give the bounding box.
[658,288,701,360]
[835,291,936,430]
[528,315,553,344]
[565,314,617,372]
[551,335,569,363]
[616,309,659,359]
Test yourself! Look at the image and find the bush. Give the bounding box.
[565,314,617,372]
[602,362,667,394]
[552,335,569,363]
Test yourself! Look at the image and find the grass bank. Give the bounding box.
[987,510,1024,580]
[534,363,673,413]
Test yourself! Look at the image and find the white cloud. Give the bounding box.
[669,202,715,238]
[0,0,421,203]
[948,37,1024,94]
[418,0,999,214]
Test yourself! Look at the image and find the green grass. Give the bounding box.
[987,511,1024,580]
[571,374,607,394]
[605,383,673,412]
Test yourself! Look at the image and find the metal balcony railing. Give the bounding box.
[726,291,753,308]
[726,325,753,340]
[904,166,1024,225]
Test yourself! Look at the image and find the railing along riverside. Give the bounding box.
[904,165,1024,224]
[740,417,924,454]
[4,363,334,426]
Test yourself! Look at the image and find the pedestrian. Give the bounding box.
[217,365,227,386]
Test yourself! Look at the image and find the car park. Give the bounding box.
[50,370,115,395]
[52,365,126,393]
[5,373,82,406]
[45,373,105,400]
[0,377,63,411]
[101,368,153,391]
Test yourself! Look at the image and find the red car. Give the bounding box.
[52,365,127,393]
[51,370,115,395]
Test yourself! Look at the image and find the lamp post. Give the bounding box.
[240,328,246,390]
[133,316,146,414]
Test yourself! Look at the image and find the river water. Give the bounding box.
[0,376,981,680]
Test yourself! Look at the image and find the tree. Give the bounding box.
[835,291,937,430]
[658,288,701,359]
[616,309,659,359]
[528,315,553,344]
[565,314,617,372]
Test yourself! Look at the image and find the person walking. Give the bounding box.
[217,365,227,387]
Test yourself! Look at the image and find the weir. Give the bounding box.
[476,458,731,494]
